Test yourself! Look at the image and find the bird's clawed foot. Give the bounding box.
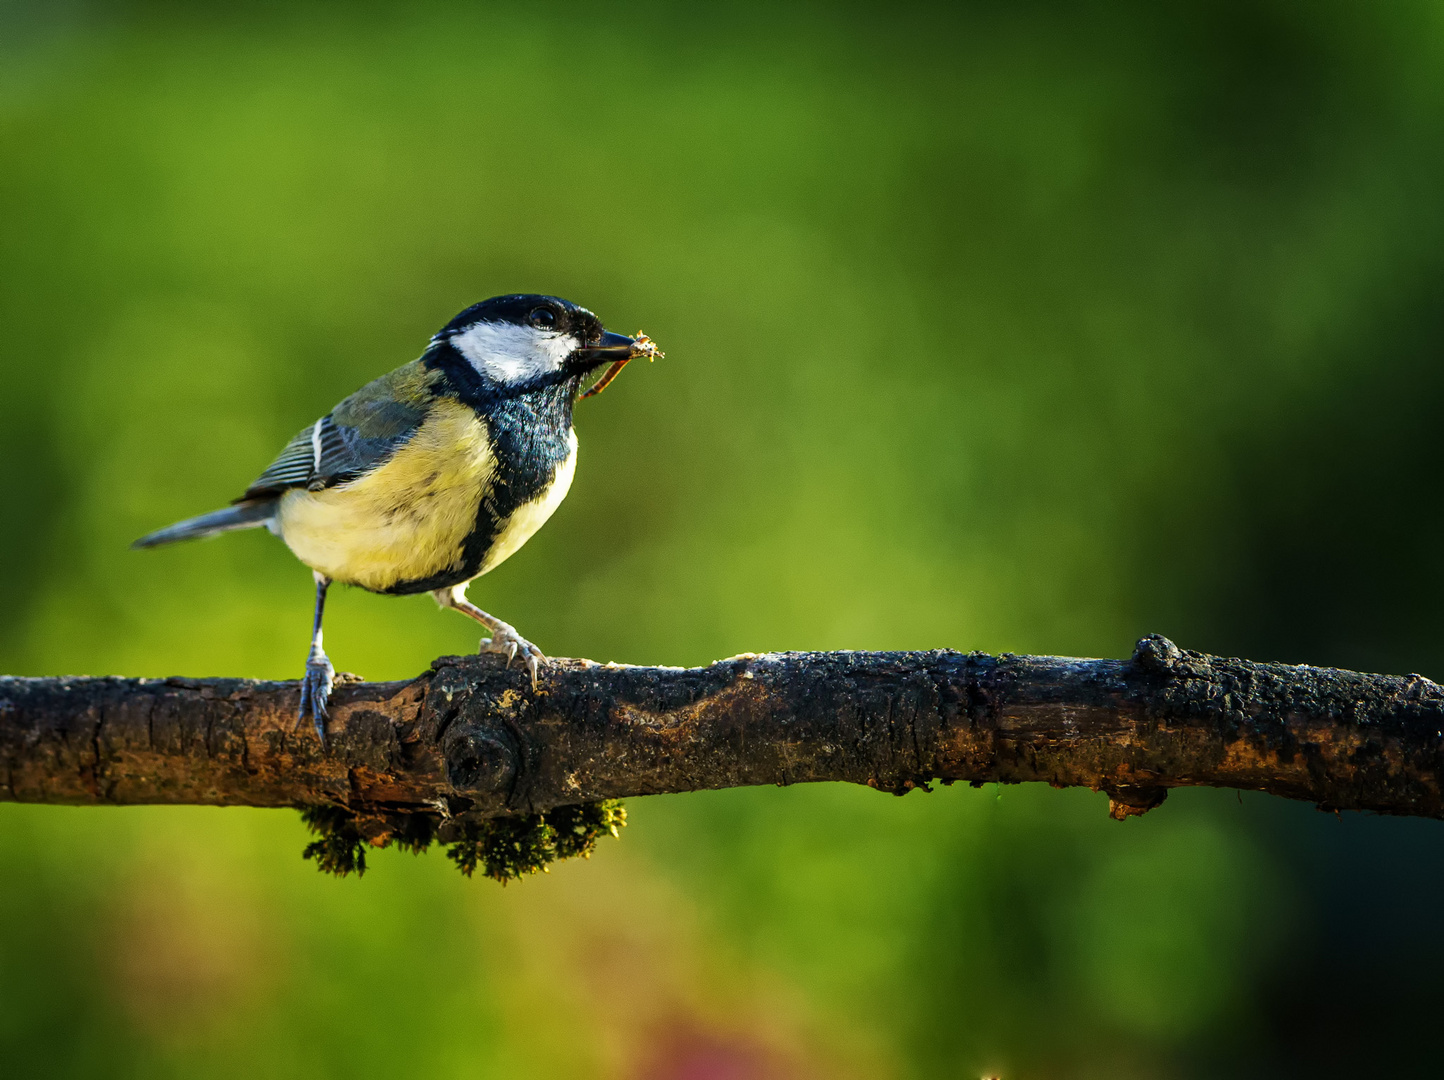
[299,647,335,745]
[479,622,545,690]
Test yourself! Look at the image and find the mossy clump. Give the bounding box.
[298,800,626,882]
[548,800,628,859]
[446,800,628,883]
[445,814,553,881]
[299,805,370,877]
[389,810,439,856]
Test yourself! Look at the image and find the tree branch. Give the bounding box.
[3,636,1443,828]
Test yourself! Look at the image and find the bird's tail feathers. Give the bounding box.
[132,499,278,549]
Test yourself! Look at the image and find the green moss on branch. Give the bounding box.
[299,800,627,881]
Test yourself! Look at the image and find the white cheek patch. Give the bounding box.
[447,321,577,384]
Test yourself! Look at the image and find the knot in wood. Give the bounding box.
[1105,784,1169,820]
[444,729,516,793]
[1132,634,1183,676]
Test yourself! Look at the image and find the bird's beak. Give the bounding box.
[576,329,663,399]
[575,331,643,363]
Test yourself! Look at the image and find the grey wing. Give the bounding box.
[241,392,431,501]
[239,359,440,501]
[241,417,361,497]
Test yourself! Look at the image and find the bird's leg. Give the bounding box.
[298,571,335,744]
[432,584,545,690]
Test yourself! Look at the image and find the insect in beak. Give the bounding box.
[580,332,663,399]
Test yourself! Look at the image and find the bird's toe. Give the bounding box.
[480,624,545,689]
[299,651,336,745]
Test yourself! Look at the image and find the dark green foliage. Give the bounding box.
[447,800,628,883]
[443,819,488,880]
[299,805,369,877]
[390,810,438,856]
[446,815,554,882]
[298,801,626,881]
[548,801,628,860]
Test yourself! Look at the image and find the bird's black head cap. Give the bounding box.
[440,294,605,345]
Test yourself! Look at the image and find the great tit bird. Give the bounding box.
[134,294,659,741]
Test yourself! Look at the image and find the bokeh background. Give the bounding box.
[3,1,1444,1076]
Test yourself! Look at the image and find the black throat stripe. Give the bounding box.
[381,362,579,595]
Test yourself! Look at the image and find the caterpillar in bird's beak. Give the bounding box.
[581,333,663,399]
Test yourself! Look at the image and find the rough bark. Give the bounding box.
[3,636,1444,825]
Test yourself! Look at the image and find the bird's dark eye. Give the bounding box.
[530,308,557,330]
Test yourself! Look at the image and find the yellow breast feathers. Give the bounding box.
[276,398,495,592]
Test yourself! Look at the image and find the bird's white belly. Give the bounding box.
[478,429,578,575]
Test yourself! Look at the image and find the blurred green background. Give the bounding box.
[4,1,1444,1076]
